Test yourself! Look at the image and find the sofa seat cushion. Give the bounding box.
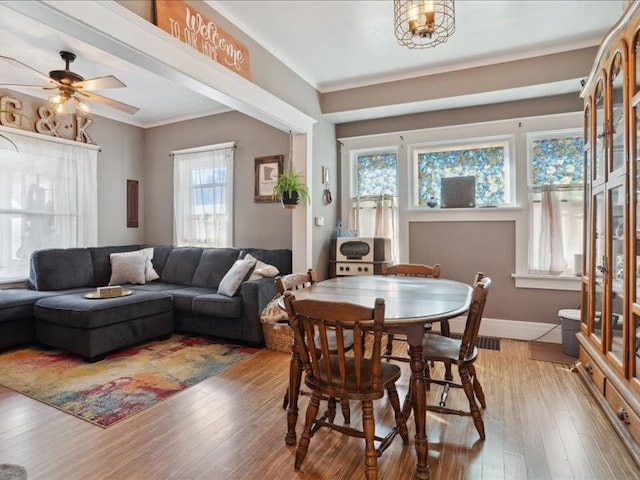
[163,287,218,312]
[34,291,173,329]
[129,282,190,292]
[192,294,244,318]
[0,289,78,322]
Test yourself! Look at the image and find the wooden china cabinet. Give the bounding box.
[578,1,640,465]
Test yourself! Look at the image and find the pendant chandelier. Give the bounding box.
[394,0,455,50]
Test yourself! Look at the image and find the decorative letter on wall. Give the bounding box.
[127,179,139,228]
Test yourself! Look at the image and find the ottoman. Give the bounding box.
[34,290,174,362]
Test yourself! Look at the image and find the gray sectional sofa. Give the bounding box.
[0,244,291,361]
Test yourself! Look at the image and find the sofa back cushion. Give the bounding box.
[160,247,203,285]
[29,248,94,291]
[145,245,174,276]
[240,248,292,276]
[192,248,241,288]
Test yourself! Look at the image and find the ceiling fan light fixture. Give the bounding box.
[394,0,455,49]
[74,97,90,114]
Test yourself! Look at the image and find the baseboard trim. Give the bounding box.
[431,317,563,344]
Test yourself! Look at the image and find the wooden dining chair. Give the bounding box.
[417,273,491,440]
[380,263,446,361]
[283,291,409,480]
[275,269,317,295]
[277,269,352,424]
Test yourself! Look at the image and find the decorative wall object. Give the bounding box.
[254,155,282,203]
[0,94,93,144]
[127,179,139,228]
[153,0,251,80]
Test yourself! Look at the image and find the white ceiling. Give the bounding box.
[0,1,627,128]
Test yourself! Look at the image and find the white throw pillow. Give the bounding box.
[245,253,280,280]
[217,258,257,297]
[108,254,147,285]
[110,248,159,282]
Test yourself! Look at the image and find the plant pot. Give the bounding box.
[281,191,299,209]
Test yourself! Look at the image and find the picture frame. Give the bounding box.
[127,179,138,228]
[254,155,283,203]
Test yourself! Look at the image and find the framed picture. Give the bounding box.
[254,155,283,203]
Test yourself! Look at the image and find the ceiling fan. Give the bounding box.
[0,51,139,115]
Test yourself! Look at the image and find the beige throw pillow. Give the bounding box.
[217,258,257,297]
[110,248,159,282]
[108,254,146,285]
[244,253,280,280]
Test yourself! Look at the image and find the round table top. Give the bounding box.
[282,275,472,326]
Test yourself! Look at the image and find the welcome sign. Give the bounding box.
[154,0,251,80]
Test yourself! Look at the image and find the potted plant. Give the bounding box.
[272,169,310,209]
[272,131,310,209]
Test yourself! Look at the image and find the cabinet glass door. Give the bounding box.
[583,105,592,329]
[595,80,606,182]
[610,184,625,364]
[593,190,605,342]
[611,53,625,173]
[633,101,640,380]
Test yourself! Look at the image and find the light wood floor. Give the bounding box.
[1,339,639,480]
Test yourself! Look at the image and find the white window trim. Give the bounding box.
[339,111,584,291]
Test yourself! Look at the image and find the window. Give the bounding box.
[173,142,235,247]
[527,132,583,275]
[348,149,398,261]
[414,139,512,207]
[0,129,98,282]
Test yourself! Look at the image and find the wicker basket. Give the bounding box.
[260,295,293,353]
[262,319,294,353]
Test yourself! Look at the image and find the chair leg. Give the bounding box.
[295,392,321,470]
[386,384,409,444]
[361,400,378,480]
[459,365,485,440]
[384,334,394,357]
[440,320,453,381]
[282,387,289,409]
[326,396,337,423]
[469,364,486,409]
[340,398,351,424]
[401,378,413,421]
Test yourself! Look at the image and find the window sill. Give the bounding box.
[409,205,521,212]
[512,273,581,291]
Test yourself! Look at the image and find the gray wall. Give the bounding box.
[90,116,145,246]
[143,110,292,249]
[409,221,579,323]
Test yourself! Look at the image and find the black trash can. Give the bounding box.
[559,309,580,357]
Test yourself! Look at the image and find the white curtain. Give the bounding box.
[348,194,398,262]
[0,129,98,282]
[529,185,582,275]
[173,143,235,247]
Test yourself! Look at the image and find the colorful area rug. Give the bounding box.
[0,335,258,428]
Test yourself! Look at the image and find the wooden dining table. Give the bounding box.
[281,274,473,480]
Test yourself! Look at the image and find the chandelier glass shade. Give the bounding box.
[48,90,90,115]
[394,0,455,49]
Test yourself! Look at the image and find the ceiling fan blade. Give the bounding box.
[0,83,56,89]
[79,91,139,115]
[0,55,59,86]
[73,75,126,91]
